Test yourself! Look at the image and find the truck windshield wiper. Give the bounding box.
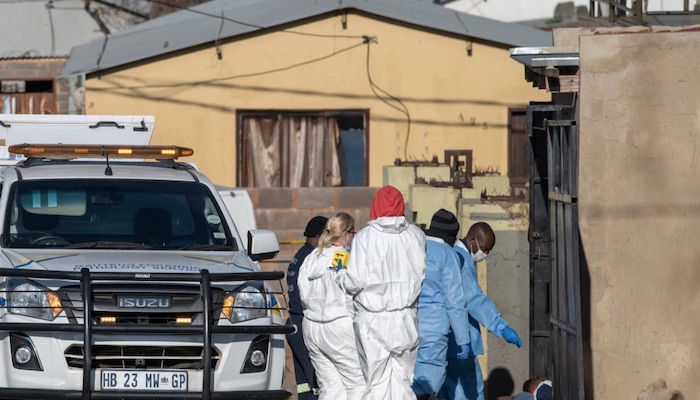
[65,241,154,250]
[177,244,236,251]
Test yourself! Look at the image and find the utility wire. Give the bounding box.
[463,0,486,15]
[454,10,469,35]
[85,0,366,80]
[214,9,224,60]
[80,1,411,160]
[144,0,367,40]
[92,0,149,19]
[86,0,365,68]
[46,0,56,56]
[0,0,68,2]
[98,40,366,90]
[363,36,411,162]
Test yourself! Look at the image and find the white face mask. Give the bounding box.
[471,238,487,263]
[344,230,355,251]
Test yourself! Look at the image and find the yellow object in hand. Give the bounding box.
[332,249,349,270]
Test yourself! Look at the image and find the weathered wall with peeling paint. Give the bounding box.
[578,28,700,397]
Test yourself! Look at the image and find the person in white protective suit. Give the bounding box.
[336,185,427,400]
[298,212,365,400]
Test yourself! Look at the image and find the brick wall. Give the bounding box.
[0,58,70,113]
[0,58,66,79]
[249,187,378,272]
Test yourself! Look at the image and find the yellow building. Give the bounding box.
[61,0,551,188]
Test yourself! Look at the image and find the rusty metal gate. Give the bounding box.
[528,97,585,400]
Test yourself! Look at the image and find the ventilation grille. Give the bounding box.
[64,345,221,370]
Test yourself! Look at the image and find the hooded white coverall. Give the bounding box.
[298,245,365,400]
[336,216,427,400]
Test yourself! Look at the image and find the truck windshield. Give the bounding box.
[3,180,237,250]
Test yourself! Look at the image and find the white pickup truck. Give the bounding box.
[0,115,292,400]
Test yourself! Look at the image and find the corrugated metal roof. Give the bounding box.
[1,0,104,58]
[60,0,553,77]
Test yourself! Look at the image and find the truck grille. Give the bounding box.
[93,313,197,324]
[58,284,225,325]
[64,345,221,369]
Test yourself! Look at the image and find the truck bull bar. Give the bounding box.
[0,268,294,400]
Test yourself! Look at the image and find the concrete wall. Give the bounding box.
[463,203,530,396]
[84,13,549,187]
[578,29,700,397]
[385,165,513,226]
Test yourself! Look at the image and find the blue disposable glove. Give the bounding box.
[502,326,522,348]
[456,344,470,359]
[336,260,343,271]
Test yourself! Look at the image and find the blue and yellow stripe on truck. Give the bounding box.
[268,295,282,317]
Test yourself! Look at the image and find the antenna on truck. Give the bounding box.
[102,146,113,176]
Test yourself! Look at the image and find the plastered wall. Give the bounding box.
[578,29,700,397]
[462,203,530,396]
[84,13,548,187]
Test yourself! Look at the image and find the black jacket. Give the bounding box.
[286,243,315,315]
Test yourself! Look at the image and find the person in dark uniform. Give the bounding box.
[286,215,327,399]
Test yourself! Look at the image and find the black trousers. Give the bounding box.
[286,314,318,399]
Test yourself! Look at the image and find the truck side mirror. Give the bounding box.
[247,229,280,261]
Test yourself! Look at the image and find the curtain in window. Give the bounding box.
[243,115,342,187]
[0,93,55,114]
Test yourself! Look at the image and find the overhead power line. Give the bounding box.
[363,36,412,162]
[101,40,367,90]
[143,0,367,40]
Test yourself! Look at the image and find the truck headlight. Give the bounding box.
[8,281,62,321]
[221,286,267,323]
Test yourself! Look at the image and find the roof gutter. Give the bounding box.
[509,46,579,68]
[510,46,580,93]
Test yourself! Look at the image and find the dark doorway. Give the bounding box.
[527,93,586,400]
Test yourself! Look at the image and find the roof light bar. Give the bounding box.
[8,144,194,160]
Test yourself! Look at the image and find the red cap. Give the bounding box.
[370,186,405,220]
